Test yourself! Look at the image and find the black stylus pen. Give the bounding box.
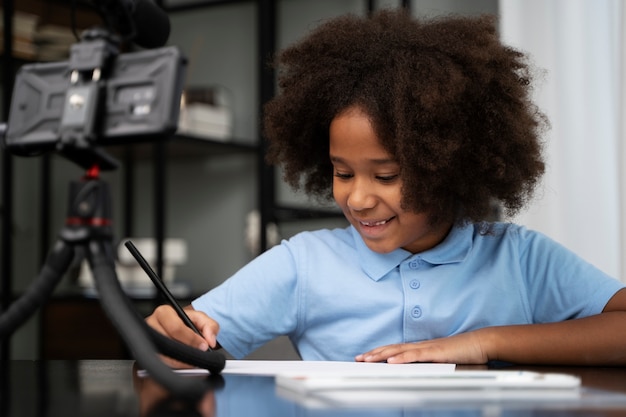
[124,240,212,351]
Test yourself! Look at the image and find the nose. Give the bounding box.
[346,178,376,211]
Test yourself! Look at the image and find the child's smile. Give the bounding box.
[355,215,396,240]
[329,105,451,254]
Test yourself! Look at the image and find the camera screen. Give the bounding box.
[5,46,186,156]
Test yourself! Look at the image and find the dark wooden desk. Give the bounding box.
[2,360,626,417]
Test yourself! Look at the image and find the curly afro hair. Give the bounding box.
[263,9,546,226]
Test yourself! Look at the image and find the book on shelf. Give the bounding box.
[0,10,39,37]
[0,10,39,59]
[33,24,76,61]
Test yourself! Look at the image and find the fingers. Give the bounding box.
[146,305,221,368]
[146,305,219,351]
[356,344,426,363]
[356,340,457,364]
[186,308,220,349]
[356,332,489,364]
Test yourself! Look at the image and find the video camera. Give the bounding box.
[2,0,186,169]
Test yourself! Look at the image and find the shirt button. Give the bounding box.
[411,306,422,319]
[409,279,420,289]
[409,260,419,269]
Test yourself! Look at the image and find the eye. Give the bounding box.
[334,172,353,180]
[376,174,399,183]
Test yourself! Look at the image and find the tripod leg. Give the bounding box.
[0,240,74,338]
[86,239,215,400]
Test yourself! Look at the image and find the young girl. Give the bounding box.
[147,10,626,366]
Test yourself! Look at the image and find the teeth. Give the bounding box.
[362,219,388,226]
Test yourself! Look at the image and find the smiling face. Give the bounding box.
[329,106,452,254]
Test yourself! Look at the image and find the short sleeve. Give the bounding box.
[192,242,301,358]
[516,227,624,322]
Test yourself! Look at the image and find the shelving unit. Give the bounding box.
[0,0,368,360]
[161,0,348,254]
[0,0,268,360]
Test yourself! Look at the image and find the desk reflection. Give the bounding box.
[133,364,626,417]
[132,364,220,417]
[3,361,626,417]
[136,371,464,417]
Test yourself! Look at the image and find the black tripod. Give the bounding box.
[1,7,226,399]
[0,162,225,399]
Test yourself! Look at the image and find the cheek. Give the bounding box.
[331,181,342,204]
[332,180,348,207]
[378,184,403,209]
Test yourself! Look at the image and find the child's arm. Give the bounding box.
[146,304,220,367]
[356,288,626,366]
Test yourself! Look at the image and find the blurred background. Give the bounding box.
[1,0,624,360]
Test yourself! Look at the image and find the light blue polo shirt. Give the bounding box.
[192,223,624,361]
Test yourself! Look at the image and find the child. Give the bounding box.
[147,10,626,365]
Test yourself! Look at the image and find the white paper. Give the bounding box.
[137,360,455,378]
[222,360,455,377]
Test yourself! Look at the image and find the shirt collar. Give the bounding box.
[351,223,474,281]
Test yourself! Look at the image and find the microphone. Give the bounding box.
[93,0,171,49]
[128,0,171,49]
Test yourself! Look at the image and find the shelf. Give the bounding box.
[163,0,251,13]
[173,133,258,155]
[107,134,258,160]
[273,204,345,222]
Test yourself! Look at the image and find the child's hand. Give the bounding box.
[145,304,220,368]
[355,330,489,364]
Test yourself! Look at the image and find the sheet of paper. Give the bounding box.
[221,360,455,377]
[137,360,455,378]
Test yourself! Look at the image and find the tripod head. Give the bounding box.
[56,26,124,170]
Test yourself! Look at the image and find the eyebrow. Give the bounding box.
[330,155,397,165]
